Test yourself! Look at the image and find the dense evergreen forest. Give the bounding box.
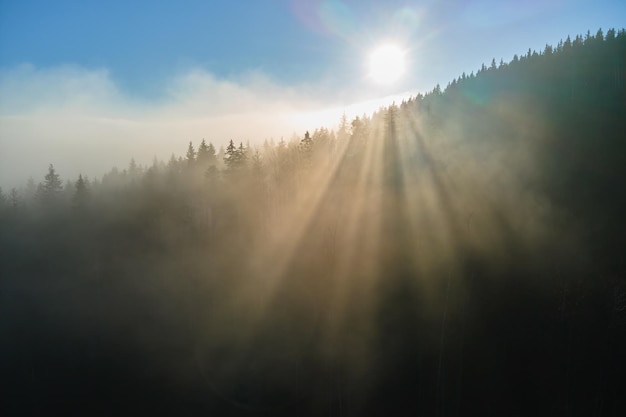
[2,29,626,416]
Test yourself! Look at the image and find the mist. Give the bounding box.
[1,29,625,416]
[0,64,410,190]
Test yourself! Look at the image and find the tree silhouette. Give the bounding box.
[186,141,196,166]
[197,139,217,168]
[224,139,238,170]
[299,130,313,161]
[37,164,63,206]
[238,142,248,167]
[73,174,90,210]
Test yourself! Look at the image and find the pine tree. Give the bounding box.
[168,154,178,170]
[197,139,218,181]
[299,131,314,160]
[207,143,217,165]
[186,141,196,165]
[197,139,210,165]
[563,35,572,50]
[129,158,139,178]
[225,139,238,169]
[238,142,248,166]
[606,28,616,41]
[38,164,63,205]
[73,174,90,209]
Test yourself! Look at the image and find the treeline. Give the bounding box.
[1,29,626,416]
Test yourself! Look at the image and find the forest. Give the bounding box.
[1,28,626,416]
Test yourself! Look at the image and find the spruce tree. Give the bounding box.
[73,174,90,209]
[224,139,238,169]
[197,139,218,168]
[299,131,314,162]
[207,142,217,165]
[186,141,196,165]
[129,158,139,177]
[238,142,248,167]
[197,139,210,164]
[38,164,63,205]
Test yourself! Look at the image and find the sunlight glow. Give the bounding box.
[368,44,406,84]
[287,91,414,129]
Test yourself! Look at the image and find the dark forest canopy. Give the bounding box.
[1,29,626,416]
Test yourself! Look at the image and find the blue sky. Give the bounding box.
[0,0,625,187]
[3,0,624,96]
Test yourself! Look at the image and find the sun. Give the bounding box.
[368,43,406,84]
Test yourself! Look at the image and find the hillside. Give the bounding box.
[1,29,625,416]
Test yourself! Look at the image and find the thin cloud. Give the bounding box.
[0,64,413,190]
